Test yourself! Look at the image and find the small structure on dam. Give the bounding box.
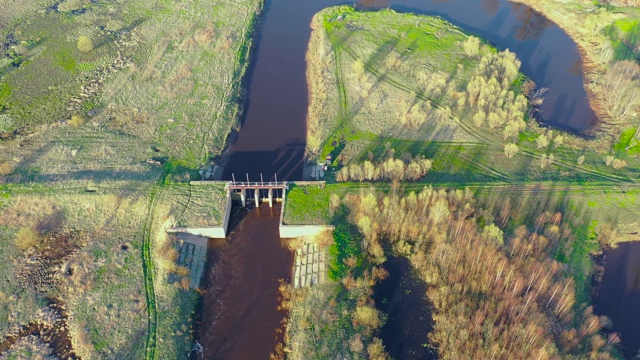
[228,174,286,207]
[166,180,334,290]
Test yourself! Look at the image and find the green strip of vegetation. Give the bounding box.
[142,184,161,360]
[283,184,333,225]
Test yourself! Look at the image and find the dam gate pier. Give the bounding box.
[227,175,287,208]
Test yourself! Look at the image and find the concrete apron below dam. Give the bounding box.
[166,181,334,289]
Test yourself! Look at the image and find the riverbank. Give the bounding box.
[508,0,639,137]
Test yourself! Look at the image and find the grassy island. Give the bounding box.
[306,6,639,185]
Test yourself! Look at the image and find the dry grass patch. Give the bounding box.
[100,0,263,167]
[0,161,14,175]
[14,227,41,250]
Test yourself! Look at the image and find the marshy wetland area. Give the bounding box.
[1,0,640,359]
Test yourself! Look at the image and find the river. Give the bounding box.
[198,203,292,359]
[594,242,640,359]
[373,257,437,359]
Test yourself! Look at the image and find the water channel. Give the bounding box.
[594,242,640,359]
[204,0,634,358]
[198,203,292,359]
[373,257,437,359]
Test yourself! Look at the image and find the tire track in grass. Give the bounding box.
[142,173,169,360]
[318,32,356,153]
[363,55,636,184]
[142,187,159,360]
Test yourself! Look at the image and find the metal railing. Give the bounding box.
[227,173,288,190]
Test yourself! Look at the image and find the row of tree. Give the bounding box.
[336,155,433,182]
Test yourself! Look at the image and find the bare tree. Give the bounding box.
[601,60,640,124]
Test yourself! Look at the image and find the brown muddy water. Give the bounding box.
[594,242,640,359]
[198,203,292,359]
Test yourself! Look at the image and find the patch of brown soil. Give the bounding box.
[18,231,84,293]
[0,299,79,359]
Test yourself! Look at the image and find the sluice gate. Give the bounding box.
[227,174,287,207]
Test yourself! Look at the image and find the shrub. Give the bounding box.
[15,227,41,250]
[367,338,388,360]
[472,111,485,127]
[605,155,615,166]
[354,305,380,329]
[540,153,554,169]
[612,158,627,169]
[482,223,504,246]
[69,115,84,127]
[536,134,549,148]
[554,135,564,147]
[0,162,14,176]
[173,266,190,277]
[349,334,364,353]
[504,143,518,158]
[77,36,94,53]
[462,36,480,57]
[178,277,190,291]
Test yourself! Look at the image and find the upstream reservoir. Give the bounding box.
[221,0,598,181]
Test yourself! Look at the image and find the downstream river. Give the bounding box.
[203,0,634,358]
[198,203,292,359]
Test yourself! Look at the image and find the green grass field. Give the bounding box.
[283,184,333,225]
